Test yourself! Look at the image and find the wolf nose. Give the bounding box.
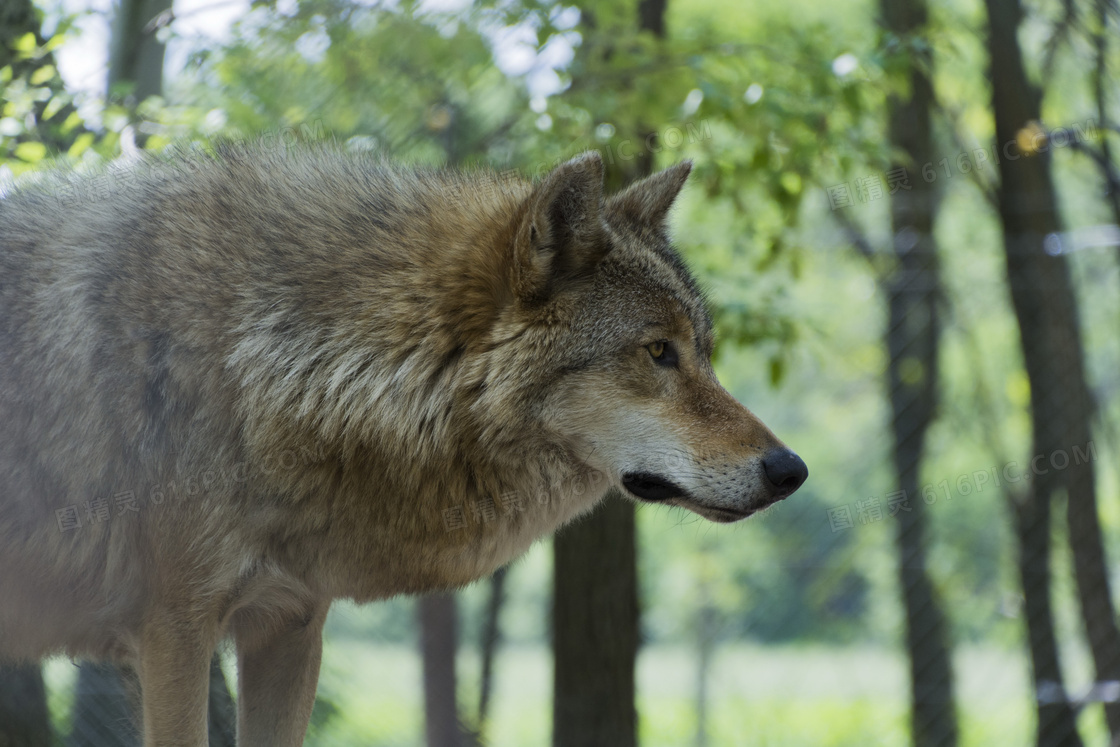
[762,449,808,498]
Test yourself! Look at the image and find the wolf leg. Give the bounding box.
[234,603,329,747]
[136,609,216,746]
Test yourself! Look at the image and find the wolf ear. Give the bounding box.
[514,152,609,304]
[606,160,692,227]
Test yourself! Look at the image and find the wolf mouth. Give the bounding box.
[622,474,755,522]
[621,472,688,502]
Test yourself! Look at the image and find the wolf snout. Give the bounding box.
[762,448,808,499]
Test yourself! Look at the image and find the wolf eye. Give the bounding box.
[647,340,678,367]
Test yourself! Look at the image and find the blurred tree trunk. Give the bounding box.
[551,1,668,742]
[694,597,716,747]
[419,593,463,747]
[415,563,505,747]
[988,1,1081,740]
[67,664,140,747]
[553,493,640,747]
[985,0,1120,744]
[0,0,38,68]
[207,657,237,747]
[879,2,958,746]
[107,0,171,103]
[0,664,51,747]
[1089,0,1120,229]
[475,566,508,743]
[65,657,234,745]
[0,4,60,740]
[416,110,477,747]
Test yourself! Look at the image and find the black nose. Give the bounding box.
[762,449,808,498]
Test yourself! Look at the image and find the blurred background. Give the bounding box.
[1,0,1119,745]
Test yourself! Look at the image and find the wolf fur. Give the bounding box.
[0,146,806,745]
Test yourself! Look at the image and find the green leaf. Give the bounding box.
[779,171,802,195]
[41,93,67,121]
[14,33,38,54]
[41,34,66,54]
[30,65,56,85]
[15,140,48,163]
[769,355,785,386]
[60,111,83,134]
[68,132,95,158]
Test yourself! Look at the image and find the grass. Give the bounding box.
[304,640,1108,746]
[41,640,1109,746]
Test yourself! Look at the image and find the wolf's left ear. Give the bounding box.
[606,160,692,227]
[514,151,609,303]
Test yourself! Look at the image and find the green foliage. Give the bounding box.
[167,0,532,164]
[0,9,137,174]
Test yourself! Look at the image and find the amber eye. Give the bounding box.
[646,340,678,367]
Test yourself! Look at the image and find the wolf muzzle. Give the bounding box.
[621,446,808,510]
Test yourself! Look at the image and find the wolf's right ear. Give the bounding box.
[606,160,692,228]
[513,152,609,304]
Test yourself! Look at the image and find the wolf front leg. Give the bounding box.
[234,602,330,747]
[137,609,219,746]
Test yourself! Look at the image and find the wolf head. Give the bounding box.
[501,152,807,523]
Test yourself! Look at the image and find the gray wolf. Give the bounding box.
[0,146,807,745]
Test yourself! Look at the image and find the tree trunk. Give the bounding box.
[694,600,716,747]
[1010,487,1082,747]
[879,1,958,745]
[0,0,45,74]
[989,6,1083,741]
[65,657,234,746]
[67,664,140,747]
[0,664,51,747]
[106,0,171,102]
[552,493,640,747]
[984,0,1120,743]
[476,566,508,742]
[420,593,463,747]
[551,1,669,743]
[1090,0,1120,230]
[414,109,475,747]
[208,656,237,747]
